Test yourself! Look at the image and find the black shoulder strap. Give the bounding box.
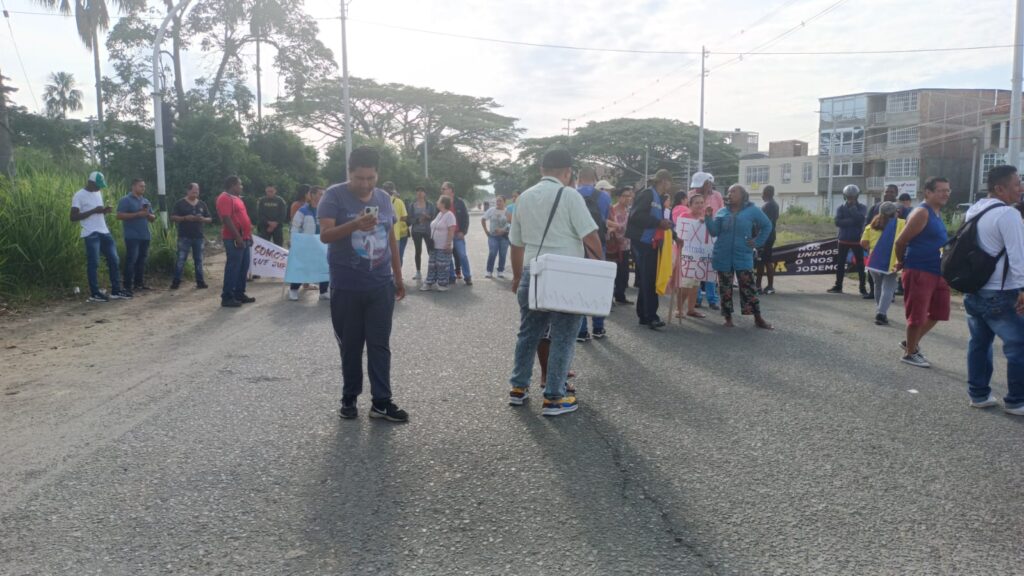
[535,186,564,260]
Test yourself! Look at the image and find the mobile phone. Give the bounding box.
[363,206,379,217]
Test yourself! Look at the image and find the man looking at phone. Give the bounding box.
[70,171,130,302]
[319,146,408,423]
[217,176,255,308]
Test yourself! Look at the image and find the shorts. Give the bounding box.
[677,277,700,289]
[758,234,776,264]
[902,269,950,326]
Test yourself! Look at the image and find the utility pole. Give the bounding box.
[1010,0,1024,165]
[340,0,353,167]
[255,0,262,127]
[698,45,707,171]
[153,0,188,229]
[644,146,649,184]
[562,118,575,137]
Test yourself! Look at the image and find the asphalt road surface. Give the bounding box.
[2,224,1023,575]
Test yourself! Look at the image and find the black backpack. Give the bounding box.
[584,191,607,243]
[940,203,1009,293]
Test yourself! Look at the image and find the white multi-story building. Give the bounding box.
[738,141,819,213]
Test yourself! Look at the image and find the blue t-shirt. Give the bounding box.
[577,185,611,221]
[117,194,153,240]
[317,183,395,290]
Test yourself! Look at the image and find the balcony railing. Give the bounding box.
[866,144,886,157]
[866,177,886,191]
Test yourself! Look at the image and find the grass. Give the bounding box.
[775,206,835,245]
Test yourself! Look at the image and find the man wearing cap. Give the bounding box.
[574,167,612,340]
[690,172,723,310]
[117,178,157,293]
[508,148,603,416]
[70,172,131,302]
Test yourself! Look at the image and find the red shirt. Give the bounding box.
[216,192,252,240]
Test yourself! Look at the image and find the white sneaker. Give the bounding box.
[288,288,300,301]
[497,272,505,278]
[1004,404,1024,415]
[437,284,449,292]
[901,352,930,368]
[970,395,999,408]
[419,283,432,291]
[413,272,421,280]
[319,292,331,301]
[485,273,492,278]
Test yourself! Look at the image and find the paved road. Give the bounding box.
[2,224,1023,575]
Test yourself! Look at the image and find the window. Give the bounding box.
[830,161,864,177]
[886,158,919,178]
[780,163,792,184]
[991,123,1002,148]
[745,165,769,185]
[886,92,919,113]
[982,152,1007,183]
[802,162,813,183]
[888,127,919,146]
[821,96,867,122]
[819,127,865,156]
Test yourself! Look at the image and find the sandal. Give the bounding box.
[755,318,774,330]
[686,311,706,319]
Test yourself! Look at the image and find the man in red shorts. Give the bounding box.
[894,177,951,368]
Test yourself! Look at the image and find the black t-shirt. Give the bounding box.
[762,199,780,225]
[174,199,210,239]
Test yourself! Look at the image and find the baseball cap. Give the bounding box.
[689,172,714,189]
[88,171,107,189]
[595,180,615,191]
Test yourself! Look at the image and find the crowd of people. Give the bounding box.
[68,147,1024,420]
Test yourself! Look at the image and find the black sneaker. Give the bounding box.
[135,284,152,291]
[370,401,409,423]
[170,280,180,290]
[109,290,133,300]
[592,328,607,339]
[827,286,843,294]
[236,295,256,304]
[339,399,358,419]
[196,281,209,289]
[875,313,888,325]
[464,278,473,286]
[221,299,242,308]
[861,291,874,300]
[88,292,110,303]
[576,332,591,343]
[648,320,666,330]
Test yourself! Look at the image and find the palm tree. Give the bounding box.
[34,0,135,125]
[43,72,84,119]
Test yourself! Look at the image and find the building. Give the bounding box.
[712,128,760,156]
[739,140,819,213]
[818,88,1009,211]
[975,103,1014,201]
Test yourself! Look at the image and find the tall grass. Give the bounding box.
[0,166,190,302]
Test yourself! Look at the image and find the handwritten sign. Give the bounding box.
[251,236,289,279]
[675,218,715,282]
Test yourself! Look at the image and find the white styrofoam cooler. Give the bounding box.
[529,253,617,316]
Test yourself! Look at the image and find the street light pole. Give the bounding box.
[1010,0,1024,164]
[152,0,187,229]
[340,0,353,167]
[698,46,706,171]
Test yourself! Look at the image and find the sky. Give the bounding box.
[0,0,1018,155]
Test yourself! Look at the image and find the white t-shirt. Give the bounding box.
[964,198,1024,290]
[71,189,110,237]
[508,177,598,263]
[483,207,509,235]
[431,210,456,249]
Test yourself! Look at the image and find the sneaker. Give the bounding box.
[763,287,776,295]
[485,273,493,279]
[509,387,529,406]
[464,278,473,286]
[237,295,256,304]
[708,303,720,311]
[170,280,180,290]
[827,286,843,294]
[899,341,925,359]
[413,272,422,280]
[901,352,931,368]
[135,284,152,291]
[874,313,888,326]
[437,285,449,292]
[288,288,300,301]
[576,332,591,343]
[196,281,209,289]
[88,292,110,303]
[497,272,505,279]
[319,292,331,301]
[419,283,433,291]
[648,320,667,330]
[592,328,606,339]
[862,291,874,300]
[542,395,579,416]
[109,290,133,300]
[221,299,242,308]
[370,401,409,423]
[970,395,1000,409]
[339,399,358,419]
[1004,404,1024,416]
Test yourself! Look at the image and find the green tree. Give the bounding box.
[43,72,85,119]
[247,123,320,197]
[0,70,16,175]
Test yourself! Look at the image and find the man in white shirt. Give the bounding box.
[507,148,603,416]
[962,164,1024,414]
[69,171,130,302]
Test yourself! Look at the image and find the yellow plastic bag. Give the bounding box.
[655,240,673,295]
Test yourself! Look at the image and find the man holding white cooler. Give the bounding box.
[507,148,604,416]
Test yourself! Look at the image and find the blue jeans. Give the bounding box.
[330,283,396,402]
[221,240,251,302]
[123,238,150,289]
[486,235,509,273]
[697,281,720,305]
[509,271,580,399]
[964,289,1024,408]
[83,232,121,295]
[174,237,205,283]
[450,236,472,281]
[398,236,409,266]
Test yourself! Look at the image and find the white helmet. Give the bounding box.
[842,184,860,198]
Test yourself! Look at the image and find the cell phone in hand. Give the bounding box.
[363,206,379,217]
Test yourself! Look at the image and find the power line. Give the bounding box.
[1,1,40,110]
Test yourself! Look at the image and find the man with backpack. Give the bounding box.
[954,165,1024,414]
[575,168,611,340]
[894,177,951,368]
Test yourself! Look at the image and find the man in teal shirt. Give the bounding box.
[116,178,156,292]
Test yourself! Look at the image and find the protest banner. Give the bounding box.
[767,238,841,276]
[675,218,715,282]
[283,233,330,284]
[251,236,289,279]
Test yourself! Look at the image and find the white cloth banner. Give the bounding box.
[250,236,289,279]
[283,233,330,284]
[674,217,715,282]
